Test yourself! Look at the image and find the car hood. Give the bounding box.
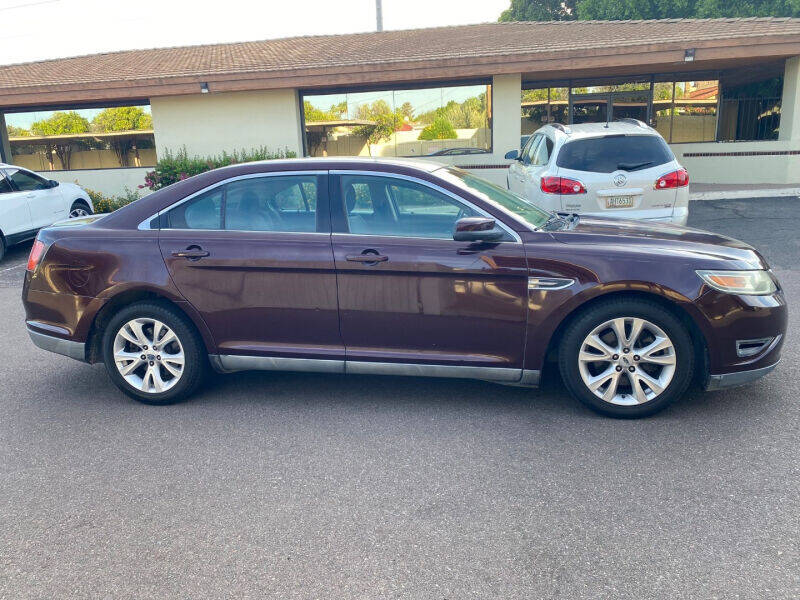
[546,216,766,268]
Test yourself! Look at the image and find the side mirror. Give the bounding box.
[48,180,59,188]
[453,217,504,242]
[504,150,519,160]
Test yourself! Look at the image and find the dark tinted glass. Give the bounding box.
[556,135,674,173]
[166,188,223,229]
[340,175,477,239]
[8,169,49,191]
[0,174,12,194]
[225,176,317,232]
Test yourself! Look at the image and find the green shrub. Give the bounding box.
[418,117,458,141]
[83,186,140,213]
[142,146,296,191]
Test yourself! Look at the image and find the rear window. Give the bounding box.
[556,135,674,173]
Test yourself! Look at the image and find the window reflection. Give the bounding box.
[302,83,492,157]
[5,105,156,171]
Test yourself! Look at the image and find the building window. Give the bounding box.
[522,78,721,144]
[718,77,782,141]
[656,81,719,143]
[4,105,156,171]
[301,82,492,158]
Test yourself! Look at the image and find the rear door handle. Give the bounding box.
[346,254,388,263]
[172,248,209,260]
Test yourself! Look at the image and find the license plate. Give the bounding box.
[605,196,635,209]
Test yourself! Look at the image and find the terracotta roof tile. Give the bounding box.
[1,18,799,91]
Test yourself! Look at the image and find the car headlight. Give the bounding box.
[696,269,777,295]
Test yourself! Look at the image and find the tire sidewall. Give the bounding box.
[559,299,694,418]
[102,302,204,405]
[70,200,92,217]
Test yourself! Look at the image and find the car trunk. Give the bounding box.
[555,163,678,217]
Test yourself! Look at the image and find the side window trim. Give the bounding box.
[139,171,330,231]
[329,170,521,243]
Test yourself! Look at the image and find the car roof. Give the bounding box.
[215,156,447,173]
[539,121,660,141]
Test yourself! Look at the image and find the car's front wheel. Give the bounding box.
[101,302,206,405]
[558,298,694,418]
[69,200,92,218]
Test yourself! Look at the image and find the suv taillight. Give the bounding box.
[655,168,689,189]
[27,239,47,272]
[541,176,586,195]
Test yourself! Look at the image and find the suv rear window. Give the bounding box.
[556,135,674,173]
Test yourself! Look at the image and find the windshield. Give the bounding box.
[436,167,550,230]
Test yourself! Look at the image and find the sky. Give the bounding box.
[0,0,510,65]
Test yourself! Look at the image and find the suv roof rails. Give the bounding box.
[547,122,571,134]
[616,118,650,129]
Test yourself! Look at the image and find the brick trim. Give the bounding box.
[683,150,800,158]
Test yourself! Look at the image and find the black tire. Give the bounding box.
[558,298,694,418]
[0,235,5,263]
[101,301,206,405]
[69,200,93,218]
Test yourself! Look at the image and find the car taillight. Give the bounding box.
[655,168,689,189]
[27,239,47,272]
[540,176,586,195]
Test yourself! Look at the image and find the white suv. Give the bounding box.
[0,163,93,261]
[505,120,689,225]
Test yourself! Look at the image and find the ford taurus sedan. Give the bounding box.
[22,158,786,417]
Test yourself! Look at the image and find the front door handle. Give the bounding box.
[172,247,209,260]
[346,253,388,263]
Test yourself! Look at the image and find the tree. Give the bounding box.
[399,101,414,120]
[418,117,458,140]
[91,106,153,167]
[498,0,800,21]
[91,106,152,132]
[6,125,29,137]
[303,100,346,122]
[30,111,90,170]
[352,100,404,156]
[499,0,577,21]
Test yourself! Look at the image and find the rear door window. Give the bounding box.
[556,135,674,173]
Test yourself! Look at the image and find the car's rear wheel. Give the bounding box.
[558,298,694,418]
[69,200,92,218]
[101,302,205,405]
[0,235,5,263]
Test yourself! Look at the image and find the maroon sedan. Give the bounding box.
[22,159,786,417]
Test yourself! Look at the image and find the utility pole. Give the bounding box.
[376,0,383,32]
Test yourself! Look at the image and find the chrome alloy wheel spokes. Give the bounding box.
[113,318,184,394]
[578,317,676,406]
[69,207,90,218]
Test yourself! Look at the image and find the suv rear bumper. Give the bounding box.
[27,326,87,362]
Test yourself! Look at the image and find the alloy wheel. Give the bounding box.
[577,317,676,406]
[69,206,90,218]
[113,318,185,394]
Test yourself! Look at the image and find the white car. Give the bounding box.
[0,163,93,261]
[506,120,689,225]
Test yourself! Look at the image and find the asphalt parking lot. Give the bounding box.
[1,198,797,599]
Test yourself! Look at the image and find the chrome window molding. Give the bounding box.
[137,170,328,231]
[330,169,523,244]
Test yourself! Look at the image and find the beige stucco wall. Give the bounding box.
[11,149,157,172]
[48,168,153,197]
[671,140,800,184]
[150,89,304,158]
